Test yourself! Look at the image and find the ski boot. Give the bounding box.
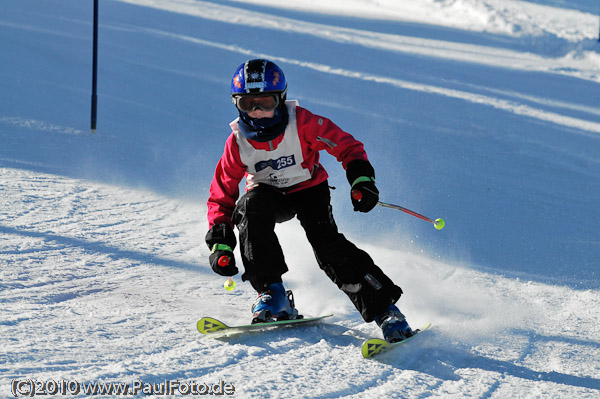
[251,282,301,324]
[374,304,414,343]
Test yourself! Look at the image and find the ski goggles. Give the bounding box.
[232,93,279,113]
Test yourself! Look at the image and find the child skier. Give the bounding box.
[205,59,414,342]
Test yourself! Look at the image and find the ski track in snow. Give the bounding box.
[1,0,600,397]
[114,0,600,136]
[112,23,600,136]
[118,0,600,83]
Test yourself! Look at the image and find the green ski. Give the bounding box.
[197,314,333,337]
[362,323,431,358]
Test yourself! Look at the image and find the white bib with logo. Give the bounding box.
[232,100,311,189]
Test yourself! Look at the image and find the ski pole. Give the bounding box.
[218,255,236,291]
[376,201,445,230]
[352,190,445,230]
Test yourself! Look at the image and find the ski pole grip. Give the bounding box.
[352,189,363,201]
[211,243,233,267]
[218,255,230,267]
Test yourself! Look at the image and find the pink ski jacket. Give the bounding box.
[207,103,369,228]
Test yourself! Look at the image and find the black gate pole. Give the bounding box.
[91,0,99,134]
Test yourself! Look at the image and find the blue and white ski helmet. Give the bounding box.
[231,59,287,99]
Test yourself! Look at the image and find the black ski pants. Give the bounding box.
[231,181,402,322]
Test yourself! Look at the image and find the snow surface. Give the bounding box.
[1,0,599,397]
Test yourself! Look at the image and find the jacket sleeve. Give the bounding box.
[207,133,246,228]
[295,107,369,171]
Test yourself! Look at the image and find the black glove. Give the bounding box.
[346,160,379,213]
[205,224,238,276]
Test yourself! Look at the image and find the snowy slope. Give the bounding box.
[1,0,600,397]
